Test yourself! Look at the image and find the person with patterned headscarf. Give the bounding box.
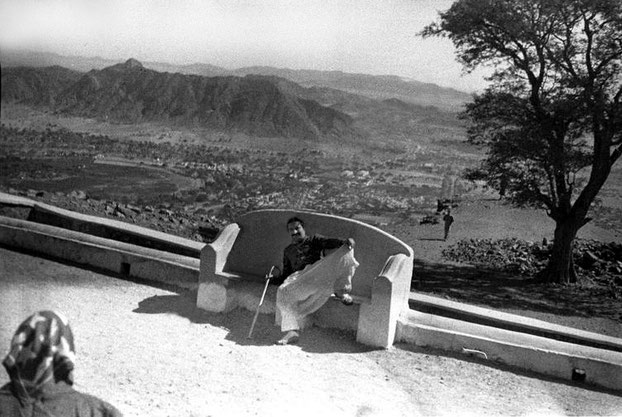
[0,310,122,416]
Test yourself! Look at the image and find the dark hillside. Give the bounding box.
[3,59,354,140]
[255,77,463,142]
[1,66,81,105]
[1,51,470,111]
[233,66,471,111]
[1,57,466,143]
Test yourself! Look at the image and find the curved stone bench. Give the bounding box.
[196,209,414,348]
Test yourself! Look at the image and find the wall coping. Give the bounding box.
[399,309,622,392]
[410,292,622,352]
[0,191,204,253]
[0,215,200,270]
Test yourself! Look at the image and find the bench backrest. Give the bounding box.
[224,209,413,297]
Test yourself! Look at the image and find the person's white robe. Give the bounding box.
[276,245,359,332]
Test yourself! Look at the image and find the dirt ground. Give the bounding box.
[2,248,622,417]
[2,196,622,417]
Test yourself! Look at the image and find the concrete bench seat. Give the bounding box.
[210,269,373,306]
[196,209,414,347]
[210,270,374,310]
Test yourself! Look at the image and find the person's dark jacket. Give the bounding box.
[0,381,122,417]
[273,234,347,286]
[2,310,122,417]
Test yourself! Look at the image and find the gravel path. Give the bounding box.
[2,247,622,417]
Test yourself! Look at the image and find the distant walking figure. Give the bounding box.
[443,209,454,241]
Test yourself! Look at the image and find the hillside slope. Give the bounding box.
[2,59,465,144]
[2,59,354,140]
[233,66,471,111]
[0,65,81,106]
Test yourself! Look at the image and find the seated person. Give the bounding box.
[0,310,122,417]
[269,216,359,345]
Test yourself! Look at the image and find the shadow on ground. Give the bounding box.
[412,259,622,325]
[133,292,371,354]
[2,246,371,354]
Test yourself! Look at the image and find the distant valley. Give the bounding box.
[0,52,479,231]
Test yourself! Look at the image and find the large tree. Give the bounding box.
[423,0,622,283]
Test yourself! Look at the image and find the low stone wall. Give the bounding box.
[0,192,203,258]
[400,294,622,392]
[27,205,200,258]
[0,216,200,290]
[0,192,203,290]
[409,293,622,352]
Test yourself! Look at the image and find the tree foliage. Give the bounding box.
[461,91,592,207]
[423,0,622,283]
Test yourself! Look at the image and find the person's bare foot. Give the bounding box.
[334,292,354,306]
[276,331,299,345]
[340,294,353,306]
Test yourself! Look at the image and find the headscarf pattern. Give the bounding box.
[2,310,76,400]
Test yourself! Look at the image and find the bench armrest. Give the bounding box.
[357,253,413,348]
[200,223,240,281]
[378,253,413,295]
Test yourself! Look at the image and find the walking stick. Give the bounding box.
[247,265,276,339]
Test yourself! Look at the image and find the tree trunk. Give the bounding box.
[541,218,580,284]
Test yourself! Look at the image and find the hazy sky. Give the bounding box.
[0,0,490,92]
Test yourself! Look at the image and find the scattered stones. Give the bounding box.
[126,204,142,214]
[198,223,220,241]
[68,190,88,200]
[27,189,45,198]
[443,238,622,286]
[1,187,224,243]
[580,250,600,268]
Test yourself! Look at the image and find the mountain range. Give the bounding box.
[1,50,471,111]
[1,51,468,142]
